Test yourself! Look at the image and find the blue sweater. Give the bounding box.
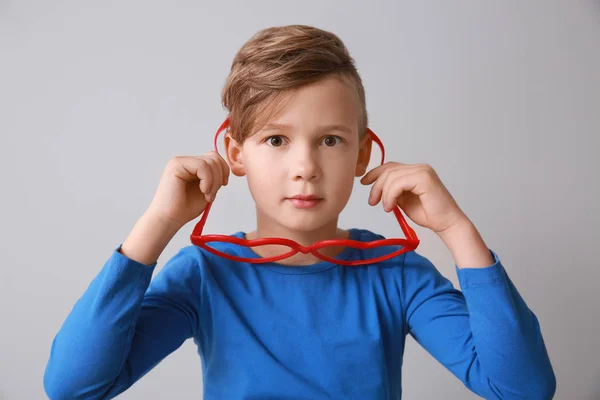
[44,228,555,399]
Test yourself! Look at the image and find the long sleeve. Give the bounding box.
[43,245,202,400]
[402,249,556,399]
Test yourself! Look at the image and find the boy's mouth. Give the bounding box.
[286,194,324,209]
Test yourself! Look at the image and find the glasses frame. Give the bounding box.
[189,118,420,266]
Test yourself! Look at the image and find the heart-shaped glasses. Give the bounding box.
[190,118,420,266]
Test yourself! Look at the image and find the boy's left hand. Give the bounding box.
[360,162,468,235]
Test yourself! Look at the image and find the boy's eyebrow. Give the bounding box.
[261,123,354,135]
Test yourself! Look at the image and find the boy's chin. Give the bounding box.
[274,213,337,233]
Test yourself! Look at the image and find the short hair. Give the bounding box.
[221,25,368,143]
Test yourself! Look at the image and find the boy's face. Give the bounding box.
[225,75,371,234]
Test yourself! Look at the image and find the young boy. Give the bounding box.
[44,25,556,399]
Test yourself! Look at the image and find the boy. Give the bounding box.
[44,25,556,399]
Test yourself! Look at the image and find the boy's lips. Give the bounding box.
[286,194,323,209]
[288,194,322,200]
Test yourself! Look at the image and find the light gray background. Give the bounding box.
[1,1,599,399]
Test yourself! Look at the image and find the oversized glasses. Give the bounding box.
[189,118,420,266]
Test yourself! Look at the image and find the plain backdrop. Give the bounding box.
[1,1,599,399]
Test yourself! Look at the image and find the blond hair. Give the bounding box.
[221,25,368,143]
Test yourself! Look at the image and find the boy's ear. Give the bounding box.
[224,133,246,177]
[355,131,373,177]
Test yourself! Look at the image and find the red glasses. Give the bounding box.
[189,118,420,266]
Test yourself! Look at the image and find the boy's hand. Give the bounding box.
[360,162,468,234]
[147,152,230,228]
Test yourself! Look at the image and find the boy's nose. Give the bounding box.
[290,146,321,181]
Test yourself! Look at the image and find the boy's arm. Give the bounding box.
[120,209,184,266]
[402,236,556,398]
[43,212,201,400]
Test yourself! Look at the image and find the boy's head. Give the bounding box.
[222,25,372,235]
[222,24,368,144]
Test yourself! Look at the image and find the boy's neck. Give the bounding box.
[245,215,350,266]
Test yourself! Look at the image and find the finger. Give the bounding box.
[361,162,416,185]
[210,158,225,198]
[216,153,231,186]
[205,151,229,186]
[171,157,199,182]
[195,159,212,196]
[368,168,392,206]
[360,164,390,185]
[382,173,419,212]
[369,168,417,207]
[175,157,213,201]
[203,157,222,200]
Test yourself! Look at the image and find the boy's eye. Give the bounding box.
[322,136,342,147]
[264,135,342,147]
[266,136,286,147]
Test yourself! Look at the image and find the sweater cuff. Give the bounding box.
[455,249,506,288]
[110,244,157,283]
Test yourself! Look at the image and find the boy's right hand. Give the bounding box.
[147,152,230,228]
